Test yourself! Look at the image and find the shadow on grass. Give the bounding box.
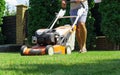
[0,59,120,75]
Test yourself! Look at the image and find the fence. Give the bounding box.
[2,16,16,44]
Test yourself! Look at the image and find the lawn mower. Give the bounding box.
[20,1,85,56]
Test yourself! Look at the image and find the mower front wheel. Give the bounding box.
[20,45,27,56]
[65,45,71,55]
[46,45,54,55]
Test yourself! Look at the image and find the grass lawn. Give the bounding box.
[0,51,120,75]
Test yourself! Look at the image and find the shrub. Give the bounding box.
[0,0,5,44]
[86,0,96,49]
[99,0,120,48]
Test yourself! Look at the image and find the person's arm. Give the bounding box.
[75,0,87,3]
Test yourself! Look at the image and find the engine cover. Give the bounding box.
[35,29,59,45]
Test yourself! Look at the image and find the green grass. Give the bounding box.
[0,51,120,75]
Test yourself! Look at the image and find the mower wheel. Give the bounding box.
[65,45,71,54]
[46,45,54,55]
[20,45,27,56]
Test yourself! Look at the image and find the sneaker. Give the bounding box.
[79,50,87,53]
[79,48,87,53]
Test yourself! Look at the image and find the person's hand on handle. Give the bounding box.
[61,0,66,9]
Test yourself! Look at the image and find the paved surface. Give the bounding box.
[0,44,22,52]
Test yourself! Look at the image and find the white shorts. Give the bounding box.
[70,7,88,24]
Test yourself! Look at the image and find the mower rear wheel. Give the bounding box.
[20,45,27,56]
[46,45,54,55]
[65,45,71,55]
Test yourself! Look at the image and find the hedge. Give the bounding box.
[99,0,120,47]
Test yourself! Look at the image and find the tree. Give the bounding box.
[4,3,16,16]
[99,0,120,49]
[0,0,5,44]
[4,4,10,16]
[0,0,5,24]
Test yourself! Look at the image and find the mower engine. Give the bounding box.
[33,29,59,45]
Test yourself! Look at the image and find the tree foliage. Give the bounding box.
[0,0,5,44]
[86,0,95,49]
[0,0,5,24]
[99,0,120,45]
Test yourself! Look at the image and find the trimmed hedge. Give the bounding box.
[99,0,120,45]
[86,0,96,49]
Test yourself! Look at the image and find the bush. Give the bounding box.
[86,0,96,49]
[0,0,5,44]
[86,11,95,49]
[99,0,120,46]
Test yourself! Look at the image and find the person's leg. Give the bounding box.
[77,7,88,52]
[76,22,87,52]
[76,23,82,50]
[70,8,88,52]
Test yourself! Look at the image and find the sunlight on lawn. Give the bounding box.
[0,51,120,75]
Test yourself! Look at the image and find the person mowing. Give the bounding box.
[61,0,88,53]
